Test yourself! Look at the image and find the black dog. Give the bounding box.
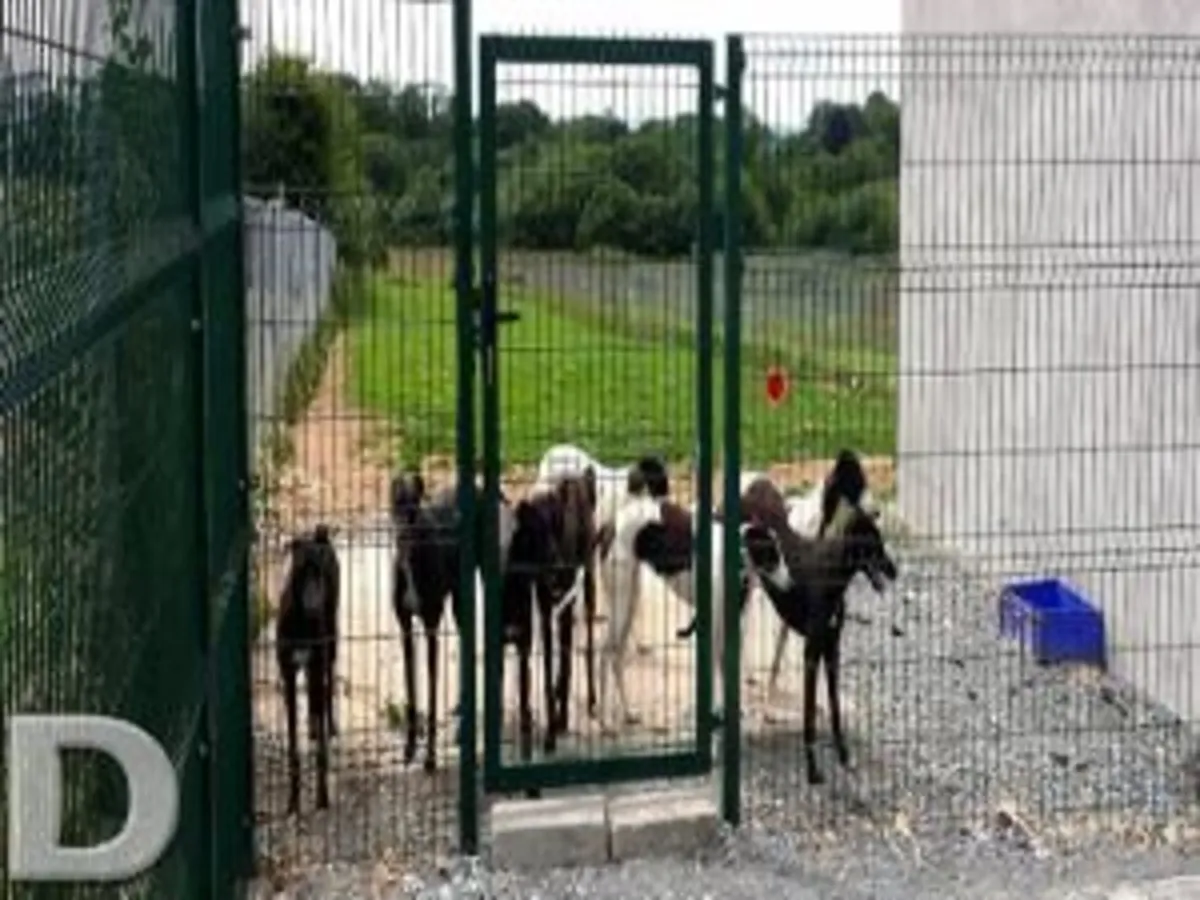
[276,524,341,814]
[758,500,898,785]
[390,473,467,772]
[389,471,590,776]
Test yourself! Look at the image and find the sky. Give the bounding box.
[3,0,900,129]
[237,0,901,126]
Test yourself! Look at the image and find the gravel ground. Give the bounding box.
[743,534,1200,846]
[252,514,1200,894]
[252,823,1200,899]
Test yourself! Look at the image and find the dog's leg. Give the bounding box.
[713,583,726,710]
[635,561,654,656]
[517,636,540,799]
[803,639,824,785]
[767,621,789,698]
[399,614,419,766]
[583,559,597,719]
[555,593,575,737]
[282,664,300,815]
[595,555,616,726]
[823,636,850,767]
[307,659,330,809]
[607,552,642,727]
[538,586,557,754]
[424,627,439,773]
[327,648,338,738]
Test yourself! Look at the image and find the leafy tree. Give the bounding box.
[236,59,902,259]
[241,53,379,264]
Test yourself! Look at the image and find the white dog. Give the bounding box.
[595,494,792,730]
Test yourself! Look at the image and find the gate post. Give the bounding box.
[452,0,481,857]
[720,32,745,828]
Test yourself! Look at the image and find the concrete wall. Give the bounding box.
[898,2,1200,719]
[243,196,338,453]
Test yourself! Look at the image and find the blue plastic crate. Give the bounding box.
[998,577,1107,669]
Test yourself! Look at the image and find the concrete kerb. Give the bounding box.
[489,781,720,870]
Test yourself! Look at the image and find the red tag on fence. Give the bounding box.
[765,366,789,405]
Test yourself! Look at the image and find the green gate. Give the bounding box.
[473,34,722,797]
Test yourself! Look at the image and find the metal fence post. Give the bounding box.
[178,0,217,890]
[453,0,480,857]
[720,31,745,828]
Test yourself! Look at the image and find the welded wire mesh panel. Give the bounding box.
[484,53,712,770]
[0,0,225,893]
[736,33,1200,852]
[240,0,467,875]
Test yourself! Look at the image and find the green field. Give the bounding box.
[346,273,896,465]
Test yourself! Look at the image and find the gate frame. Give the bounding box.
[720,32,745,827]
[473,33,720,797]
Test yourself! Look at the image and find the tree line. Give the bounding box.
[241,53,898,262]
[6,50,899,265]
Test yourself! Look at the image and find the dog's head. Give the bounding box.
[286,525,337,614]
[566,465,598,514]
[627,454,670,499]
[547,469,596,575]
[821,449,879,530]
[391,472,425,527]
[828,499,897,593]
[739,520,793,593]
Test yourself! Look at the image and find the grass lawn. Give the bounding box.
[346,273,895,466]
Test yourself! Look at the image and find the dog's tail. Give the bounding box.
[676,614,697,640]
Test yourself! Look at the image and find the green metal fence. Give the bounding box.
[8,6,1200,892]
[2,0,250,894]
[476,33,720,798]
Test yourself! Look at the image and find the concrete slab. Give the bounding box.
[608,786,718,862]
[1120,876,1200,900]
[489,795,609,870]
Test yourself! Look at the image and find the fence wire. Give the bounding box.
[240,0,468,877]
[9,8,1200,890]
[2,0,249,892]
[245,30,1200,878]
[737,33,1200,846]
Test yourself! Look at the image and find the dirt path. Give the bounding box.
[259,337,395,540]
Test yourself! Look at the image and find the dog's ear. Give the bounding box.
[642,456,669,499]
[631,521,669,564]
[835,448,859,469]
[626,464,647,496]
